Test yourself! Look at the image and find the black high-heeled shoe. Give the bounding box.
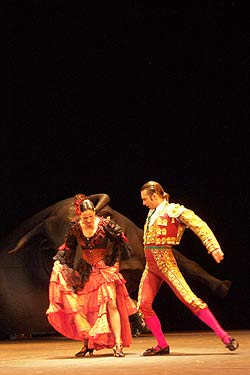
[75,346,94,357]
[113,344,125,357]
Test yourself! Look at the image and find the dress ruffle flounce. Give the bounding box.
[46,260,137,350]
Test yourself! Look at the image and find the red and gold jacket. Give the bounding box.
[144,201,221,254]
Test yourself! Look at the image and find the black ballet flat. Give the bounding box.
[143,345,170,356]
[75,347,94,357]
[224,338,239,351]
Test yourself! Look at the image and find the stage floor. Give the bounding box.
[0,330,249,375]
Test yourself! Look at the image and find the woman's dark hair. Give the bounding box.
[79,199,95,212]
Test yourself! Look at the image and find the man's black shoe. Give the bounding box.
[143,345,170,356]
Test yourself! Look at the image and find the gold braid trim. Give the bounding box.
[179,208,221,254]
[166,203,186,218]
[152,249,207,312]
[136,262,149,315]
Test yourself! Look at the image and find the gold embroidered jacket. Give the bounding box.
[144,201,221,254]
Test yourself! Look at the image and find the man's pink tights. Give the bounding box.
[196,307,231,344]
[145,308,231,347]
[145,316,168,349]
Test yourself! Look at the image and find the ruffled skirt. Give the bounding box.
[46,260,137,350]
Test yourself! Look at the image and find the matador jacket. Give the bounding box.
[144,201,221,255]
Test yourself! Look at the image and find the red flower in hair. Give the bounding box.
[73,193,87,215]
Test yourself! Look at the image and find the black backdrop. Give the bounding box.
[5,1,250,331]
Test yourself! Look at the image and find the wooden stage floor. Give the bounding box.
[0,330,249,375]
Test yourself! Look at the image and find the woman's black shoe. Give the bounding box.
[75,347,94,357]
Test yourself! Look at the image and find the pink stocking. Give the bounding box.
[196,307,231,343]
[145,315,168,348]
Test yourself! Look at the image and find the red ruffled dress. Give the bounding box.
[46,219,137,350]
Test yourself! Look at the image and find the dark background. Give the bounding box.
[5,1,250,331]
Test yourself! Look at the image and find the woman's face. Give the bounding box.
[80,209,95,227]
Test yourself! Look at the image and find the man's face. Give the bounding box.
[141,190,156,210]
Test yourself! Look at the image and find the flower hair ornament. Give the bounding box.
[73,193,87,215]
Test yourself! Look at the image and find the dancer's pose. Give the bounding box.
[47,195,136,357]
[137,181,239,356]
